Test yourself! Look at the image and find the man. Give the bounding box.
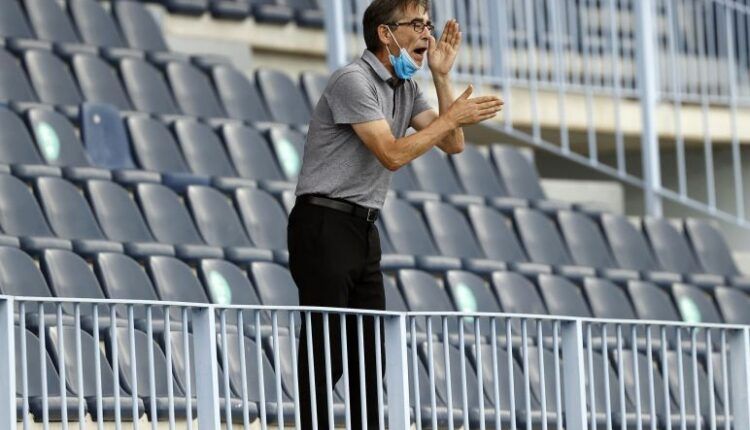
[287,0,503,428]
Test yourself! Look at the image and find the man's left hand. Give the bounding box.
[428,19,461,77]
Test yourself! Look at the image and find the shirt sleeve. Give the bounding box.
[325,71,385,125]
[410,80,434,120]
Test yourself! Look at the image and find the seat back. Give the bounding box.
[513,208,574,266]
[167,61,226,118]
[212,65,271,122]
[234,188,288,250]
[411,148,465,195]
[423,201,485,259]
[28,108,91,167]
[35,177,106,240]
[467,205,529,263]
[451,144,509,198]
[72,54,133,110]
[381,198,440,256]
[24,50,83,105]
[120,58,180,115]
[255,68,311,125]
[128,116,190,173]
[186,185,253,247]
[0,49,37,103]
[174,119,236,177]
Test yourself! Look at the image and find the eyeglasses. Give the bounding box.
[388,20,434,34]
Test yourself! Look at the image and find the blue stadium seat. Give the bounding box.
[34,176,124,255]
[643,217,726,288]
[147,255,212,319]
[72,54,134,110]
[186,185,273,263]
[255,68,311,126]
[491,271,549,335]
[135,183,224,259]
[211,65,272,123]
[582,277,638,320]
[381,198,461,271]
[684,219,750,289]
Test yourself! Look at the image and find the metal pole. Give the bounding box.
[561,320,587,429]
[323,0,349,71]
[634,0,663,216]
[0,296,16,427]
[729,328,750,429]
[384,314,411,430]
[193,306,221,430]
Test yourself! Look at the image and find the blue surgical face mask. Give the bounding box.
[387,27,422,80]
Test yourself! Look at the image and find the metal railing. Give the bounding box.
[322,0,750,233]
[4,295,750,429]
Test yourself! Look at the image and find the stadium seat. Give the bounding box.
[288,0,324,27]
[536,274,592,318]
[211,65,273,123]
[684,219,750,289]
[0,1,35,40]
[627,280,681,323]
[556,210,640,282]
[381,198,461,271]
[0,105,46,165]
[670,283,724,324]
[220,123,291,189]
[23,0,85,46]
[67,0,126,48]
[41,249,108,315]
[387,164,441,204]
[23,49,83,108]
[0,247,54,299]
[584,349,648,427]
[147,255,210,313]
[375,218,416,270]
[249,262,300,330]
[513,208,595,280]
[102,326,194,419]
[173,119,238,178]
[94,253,164,319]
[26,108,95,168]
[119,58,180,115]
[166,61,227,120]
[467,343,526,422]
[255,68,311,126]
[126,116,195,176]
[0,173,72,251]
[186,185,274,263]
[80,103,136,170]
[250,0,294,24]
[16,327,85,421]
[450,144,527,212]
[72,54,133,110]
[642,217,724,288]
[397,269,458,339]
[112,1,170,52]
[466,205,550,276]
[599,213,684,286]
[198,259,263,308]
[85,179,174,257]
[208,0,250,20]
[491,271,550,336]
[233,187,289,263]
[0,48,38,103]
[713,286,750,324]
[422,201,506,273]
[34,176,124,254]
[266,126,305,181]
[299,70,328,111]
[410,148,484,207]
[135,183,224,259]
[582,277,638,321]
[663,350,727,427]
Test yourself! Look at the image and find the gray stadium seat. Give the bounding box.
[211,65,272,123]
[513,208,595,279]
[135,183,224,260]
[34,176,123,254]
[85,179,174,257]
[685,219,750,288]
[422,201,506,273]
[664,350,727,427]
[491,271,550,335]
[599,213,683,286]
[127,116,191,174]
[0,247,54,299]
[0,173,72,251]
[94,253,164,319]
[27,108,92,167]
[72,54,133,110]
[642,217,724,288]
[23,0,81,44]
[466,205,550,276]
[0,48,38,103]
[556,210,640,282]
[120,58,180,115]
[0,1,35,39]
[41,249,107,309]
[713,285,750,324]
[397,269,459,339]
[255,68,311,125]
[536,274,592,318]
[384,275,407,312]
[174,119,237,178]
[198,259,263,308]
[266,126,305,181]
[112,1,170,52]
[584,349,648,427]
[670,283,723,324]
[47,325,145,420]
[582,277,638,320]
[233,187,289,263]
[299,70,328,111]
[166,61,227,119]
[220,123,290,187]
[209,0,249,20]
[627,280,681,322]
[250,0,294,24]
[67,0,127,48]
[147,255,210,310]
[16,327,85,421]
[186,185,273,263]
[410,148,484,206]
[381,198,461,271]
[249,262,299,331]
[23,49,83,106]
[0,106,45,165]
[288,0,324,27]
[450,144,527,212]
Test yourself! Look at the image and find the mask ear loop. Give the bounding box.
[385,25,404,56]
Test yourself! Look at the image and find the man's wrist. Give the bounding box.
[432,72,450,85]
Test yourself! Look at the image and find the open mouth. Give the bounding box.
[412,47,428,61]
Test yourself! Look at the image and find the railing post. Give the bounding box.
[385,313,410,430]
[323,0,348,71]
[0,296,16,427]
[193,306,221,430]
[561,320,587,429]
[729,328,750,429]
[634,0,663,216]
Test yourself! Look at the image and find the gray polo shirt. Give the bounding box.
[294,50,432,209]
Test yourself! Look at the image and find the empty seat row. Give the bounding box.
[155,0,324,27]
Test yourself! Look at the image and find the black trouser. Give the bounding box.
[287,199,385,430]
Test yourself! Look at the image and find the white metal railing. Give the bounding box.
[322,0,750,233]
[4,295,750,429]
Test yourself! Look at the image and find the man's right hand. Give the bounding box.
[446,84,504,127]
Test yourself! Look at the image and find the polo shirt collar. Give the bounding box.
[361,50,403,88]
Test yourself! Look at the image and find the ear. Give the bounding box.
[377,24,391,47]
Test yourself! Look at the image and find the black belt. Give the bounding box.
[297,195,379,223]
